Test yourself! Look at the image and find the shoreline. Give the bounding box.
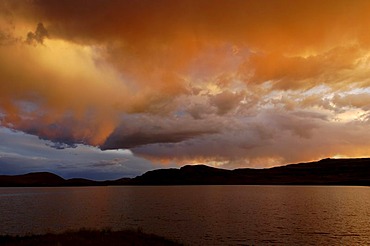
[0,228,183,246]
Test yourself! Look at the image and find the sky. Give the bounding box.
[2,0,370,180]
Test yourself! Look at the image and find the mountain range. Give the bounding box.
[1,158,370,186]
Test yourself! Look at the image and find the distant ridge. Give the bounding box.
[0,172,65,187]
[131,158,370,185]
[0,172,101,187]
[1,158,370,186]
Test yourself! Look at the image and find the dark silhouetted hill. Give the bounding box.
[0,173,104,187]
[0,172,65,186]
[1,158,370,186]
[131,158,370,185]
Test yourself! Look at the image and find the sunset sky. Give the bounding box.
[2,0,370,179]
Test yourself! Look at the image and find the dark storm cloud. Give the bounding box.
[102,130,217,150]
[0,127,158,179]
[26,22,48,45]
[2,0,370,168]
[101,115,220,150]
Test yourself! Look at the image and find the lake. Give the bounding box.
[0,186,370,245]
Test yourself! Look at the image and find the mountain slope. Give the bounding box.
[132,158,370,185]
[0,172,66,186]
[0,173,106,187]
[1,158,370,186]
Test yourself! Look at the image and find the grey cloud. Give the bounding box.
[209,90,245,115]
[187,104,212,119]
[24,122,85,150]
[45,141,78,150]
[291,110,329,121]
[102,130,216,150]
[101,115,220,150]
[88,158,129,168]
[0,127,158,180]
[262,111,322,139]
[333,93,370,110]
[129,109,335,166]
[26,23,48,45]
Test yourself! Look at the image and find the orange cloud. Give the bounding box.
[2,0,370,167]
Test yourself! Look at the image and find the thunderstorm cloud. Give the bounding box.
[1,0,370,173]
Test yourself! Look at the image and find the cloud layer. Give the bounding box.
[2,0,370,169]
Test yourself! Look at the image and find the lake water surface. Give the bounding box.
[0,186,370,245]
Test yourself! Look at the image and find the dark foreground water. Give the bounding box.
[0,186,370,245]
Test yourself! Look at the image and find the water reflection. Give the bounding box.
[0,186,369,245]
